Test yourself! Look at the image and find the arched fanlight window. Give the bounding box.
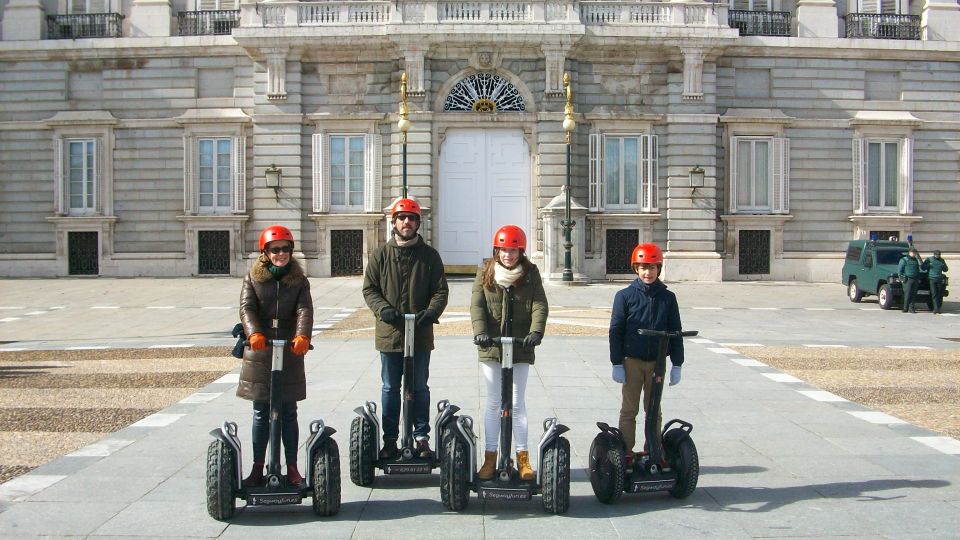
[443,73,526,112]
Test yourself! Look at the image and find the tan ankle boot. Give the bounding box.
[478,451,497,480]
[517,451,534,481]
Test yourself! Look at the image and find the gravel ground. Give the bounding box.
[0,347,235,485]
[731,347,960,439]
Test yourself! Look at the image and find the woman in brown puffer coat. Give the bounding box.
[238,225,313,487]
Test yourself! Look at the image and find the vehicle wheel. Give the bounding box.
[541,437,571,514]
[312,439,342,516]
[440,430,470,511]
[206,439,236,521]
[664,429,699,499]
[848,279,864,302]
[349,416,376,487]
[878,284,896,310]
[588,435,624,504]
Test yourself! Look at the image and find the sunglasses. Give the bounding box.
[395,213,420,222]
[267,245,293,254]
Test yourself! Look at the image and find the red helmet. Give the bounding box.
[391,198,421,218]
[493,225,526,250]
[631,243,663,265]
[258,225,295,252]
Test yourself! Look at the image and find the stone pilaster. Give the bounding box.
[129,0,172,37]
[796,0,839,38]
[922,0,960,41]
[681,48,704,101]
[2,0,45,41]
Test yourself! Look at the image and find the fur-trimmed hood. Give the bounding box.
[250,254,307,287]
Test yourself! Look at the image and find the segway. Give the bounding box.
[350,314,460,485]
[440,287,571,514]
[589,328,699,504]
[206,338,341,520]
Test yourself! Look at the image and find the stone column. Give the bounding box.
[796,0,839,38]
[2,0,45,41]
[922,0,960,41]
[129,0,173,37]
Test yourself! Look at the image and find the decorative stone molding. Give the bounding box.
[263,47,289,100]
[176,214,249,276]
[45,216,118,276]
[681,48,704,101]
[542,45,566,97]
[848,215,923,242]
[720,214,793,260]
[585,212,660,276]
[469,51,502,71]
[307,213,384,277]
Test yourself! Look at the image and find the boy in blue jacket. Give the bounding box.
[608,242,684,461]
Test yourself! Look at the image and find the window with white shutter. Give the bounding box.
[857,0,900,13]
[182,134,245,215]
[852,137,910,214]
[55,138,101,216]
[587,133,658,213]
[312,132,382,213]
[197,0,238,10]
[70,0,108,14]
[729,136,789,214]
[730,0,772,10]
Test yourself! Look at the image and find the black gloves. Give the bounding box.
[474,333,493,348]
[379,307,400,324]
[415,309,437,327]
[522,331,542,349]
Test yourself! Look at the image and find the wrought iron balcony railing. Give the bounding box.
[46,13,124,39]
[728,9,791,37]
[844,13,920,40]
[178,10,241,36]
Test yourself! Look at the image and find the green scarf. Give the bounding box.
[267,263,290,280]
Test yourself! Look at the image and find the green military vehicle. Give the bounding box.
[841,240,947,310]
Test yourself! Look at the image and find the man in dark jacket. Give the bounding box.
[362,198,449,460]
[609,242,683,460]
[923,250,949,314]
[898,247,923,313]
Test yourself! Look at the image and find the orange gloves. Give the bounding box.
[249,332,267,351]
[291,335,310,356]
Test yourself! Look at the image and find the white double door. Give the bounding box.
[437,129,531,267]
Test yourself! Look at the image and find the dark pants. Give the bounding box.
[381,351,431,443]
[930,278,946,313]
[902,277,919,312]
[252,400,299,465]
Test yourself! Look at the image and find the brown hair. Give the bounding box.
[481,248,533,290]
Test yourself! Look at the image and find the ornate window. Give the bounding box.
[311,132,382,213]
[588,133,658,212]
[443,73,525,112]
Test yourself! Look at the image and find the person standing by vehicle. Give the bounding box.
[609,243,684,465]
[238,225,313,487]
[898,247,923,313]
[471,225,548,481]
[924,250,949,314]
[362,198,449,460]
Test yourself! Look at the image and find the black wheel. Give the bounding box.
[878,284,896,310]
[312,439,342,516]
[588,435,624,504]
[848,279,864,302]
[664,429,699,499]
[440,430,470,511]
[349,416,376,487]
[205,439,236,521]
[541,437,571,514]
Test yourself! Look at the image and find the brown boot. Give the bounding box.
[478,451,497,480]
[243,462,264,487]
[286,464,304,486]
[517,451,534,481]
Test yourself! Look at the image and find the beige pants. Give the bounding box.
[618,356,662,453]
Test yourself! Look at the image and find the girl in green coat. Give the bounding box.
[470,225,548,482]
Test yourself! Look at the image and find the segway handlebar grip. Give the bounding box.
[636,329,698,338]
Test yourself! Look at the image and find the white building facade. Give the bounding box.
[1,0,958,280]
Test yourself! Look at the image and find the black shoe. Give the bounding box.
[379,440,398,460]
[910,308,917,314]
[415,439,433,460]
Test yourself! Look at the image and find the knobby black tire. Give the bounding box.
[205,439,236,521]
[667,433,699,499]
[589,437,624,504]
[312,439,342,516]
[541,438,571,514]
[440,432,470,511]
[350,416,376,487]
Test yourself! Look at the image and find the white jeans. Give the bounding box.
[481,360,529,452]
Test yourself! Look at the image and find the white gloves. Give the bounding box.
[612,364,625,384]
[669,365,682,386]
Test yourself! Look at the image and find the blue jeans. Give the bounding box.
[380,351,431,442]
[251,400,298,465]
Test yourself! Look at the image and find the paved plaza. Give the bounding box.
[0,277,958,538]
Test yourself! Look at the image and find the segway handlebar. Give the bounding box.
[242,339,314,350]
[636,329,698,338]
